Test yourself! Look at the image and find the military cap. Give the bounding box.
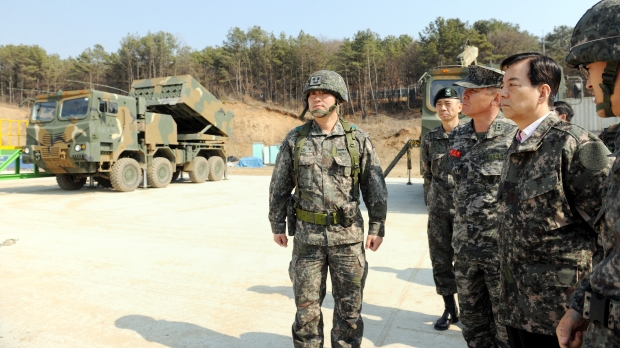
[433,87,460,106]
[453,65,504,88]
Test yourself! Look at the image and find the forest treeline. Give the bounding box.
[0,17,573,117]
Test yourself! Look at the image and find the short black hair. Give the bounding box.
[553,101,574,122]
[501,52,562,107]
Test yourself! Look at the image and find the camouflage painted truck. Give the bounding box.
[21,75,234,192]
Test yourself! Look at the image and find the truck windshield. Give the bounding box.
[430,80,465,105]
[60,97,90,119]
[31,101,57,122]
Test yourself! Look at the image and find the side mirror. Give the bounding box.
[137,97,146,118]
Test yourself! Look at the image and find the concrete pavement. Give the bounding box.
[0,175,466,347]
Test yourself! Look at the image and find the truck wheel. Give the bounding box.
[95,177,112,188]
[148,157,172,188]
[56,174,86,191]
[208,156,225,181]
[110,158,142,192]
[189,156,209,183]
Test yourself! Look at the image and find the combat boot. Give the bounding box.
[434,295,459,330]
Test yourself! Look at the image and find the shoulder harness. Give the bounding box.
[293,118,362,203]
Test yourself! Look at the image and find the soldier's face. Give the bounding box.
[500,60,548,121]
[435,98,461,122]
[461,87,498,118]
[584,62,620,117]
[308,91,337,112]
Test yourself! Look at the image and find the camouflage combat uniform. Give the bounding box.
[566,129,620,347]
[599,122,619,153]
[450,113,516,348]
[421,125,457,296]
[269,119,387,348]
[563,1,620,345]
[496,113,610,337]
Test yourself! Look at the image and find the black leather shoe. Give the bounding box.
[434,307,459,331]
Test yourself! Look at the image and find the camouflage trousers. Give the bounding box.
[454,252,509,348]
[288,241,368,348]
[584,323,620,348]
[427,211,457,296]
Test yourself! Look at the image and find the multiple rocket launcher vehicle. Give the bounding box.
[21,75,234,192]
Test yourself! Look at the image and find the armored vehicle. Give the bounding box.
[21,75,234,192]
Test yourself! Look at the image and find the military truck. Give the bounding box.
[21,75,234,192]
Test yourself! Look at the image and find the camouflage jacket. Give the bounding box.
[567,131,620,320]
[421,124,456,214]
[268,120,387,246]
[598,122,619,153]
[450,112,518,256]
[496,114,611,335]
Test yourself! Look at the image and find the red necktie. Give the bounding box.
[516,131,523,143]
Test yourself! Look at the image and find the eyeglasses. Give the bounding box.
[578,64,590,80]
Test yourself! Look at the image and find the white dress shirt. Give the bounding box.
[516,112,551,143]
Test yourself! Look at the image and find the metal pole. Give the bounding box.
[406,145,412,185]
[143,169,147,188]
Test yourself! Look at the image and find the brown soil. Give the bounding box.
[0,101,421,177]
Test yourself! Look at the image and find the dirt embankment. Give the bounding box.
[0,101,421,177]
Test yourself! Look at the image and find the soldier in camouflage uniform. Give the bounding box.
[556,1,620,347]
[599,122,619,152]
[450,66,516,348]
[421,87,462,330]
[495,52,610,348]
[268,70,388,348]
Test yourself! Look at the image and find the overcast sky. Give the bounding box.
[1,0,600,59]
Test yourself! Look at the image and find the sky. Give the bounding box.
[1,0,600,59]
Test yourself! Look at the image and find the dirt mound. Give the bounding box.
[0,101,421,177]
[0,104,29,120]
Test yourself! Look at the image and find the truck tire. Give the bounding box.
[110,158,142,192]
[95,177,112,188]
[189,156,209,183]
[56,174,86,191]
[208,156,225,181]
[148,157,172,188]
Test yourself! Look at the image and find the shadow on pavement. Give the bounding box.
[370,267,436,287]
[247,284,464,347]
[115,315,290,348]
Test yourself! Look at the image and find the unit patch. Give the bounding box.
[309,76,322,86]
[579,141,611,171]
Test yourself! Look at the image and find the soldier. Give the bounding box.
[450,65,516,348]
[268,70,388,348]
[496,52,610,348]
[421,87,462,330]
[551,101,575,123]
[556,1,620,347]
[598,122,619,152]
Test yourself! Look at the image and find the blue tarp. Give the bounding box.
[236,156,264,168]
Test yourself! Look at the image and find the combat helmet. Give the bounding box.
[300,70,348,119]
[566,0,620,117]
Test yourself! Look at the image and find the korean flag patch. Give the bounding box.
[309,76,322,86]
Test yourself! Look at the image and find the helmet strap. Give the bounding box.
[596,61,619,117]
[309,100,340,118]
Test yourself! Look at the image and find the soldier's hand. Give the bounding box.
[365,235,383,251]
[556,308,588,348]
[274,234,288,248]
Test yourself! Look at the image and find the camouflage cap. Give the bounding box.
[453,65,504,89]
[566,0,620,67]
[303,70,348,102]
[433,87,460,105]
